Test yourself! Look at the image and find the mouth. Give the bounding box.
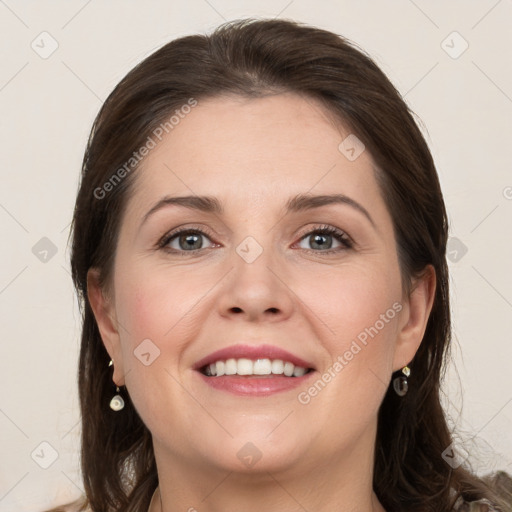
[199,358,314,378]
[193,344,316,396]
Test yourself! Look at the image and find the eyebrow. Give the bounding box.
[140,193,375,229]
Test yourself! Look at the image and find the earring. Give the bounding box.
[110,386,125,411]
[108,359,125,411]
[393,365,410,397]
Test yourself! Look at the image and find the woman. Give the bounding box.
[54,17,511,512]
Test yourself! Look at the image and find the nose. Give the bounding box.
[215,239,295,323]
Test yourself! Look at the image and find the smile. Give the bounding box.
[200,358,312,377]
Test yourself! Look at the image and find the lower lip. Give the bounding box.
[197,372,315,396]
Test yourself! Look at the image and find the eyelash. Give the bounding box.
[157,224,354,256]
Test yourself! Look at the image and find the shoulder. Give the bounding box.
[453,471,512,512]
[44,497,92,512]
[453,497,498,511]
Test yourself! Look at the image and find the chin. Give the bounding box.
[209,445,305,476]
[193,430,308,475]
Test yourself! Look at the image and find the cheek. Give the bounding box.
[297,262,401,345]
[112,265,210,403]
[115,266,202,343]
[295,262,402,414]
[294,270,401,430]
[112,269,202,436]
[293,290,401,454]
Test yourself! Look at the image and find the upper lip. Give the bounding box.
[193,344,316,371]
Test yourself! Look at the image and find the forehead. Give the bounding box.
[130,93,381,209]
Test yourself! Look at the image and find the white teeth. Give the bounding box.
[237,358,253,375]
[271,359,284,374]
[293,366,307,377]
[216,360,225,377]
[253,359,272,375]
[203,358,309,377]
[283,362,294,377]
[225,358,237,375]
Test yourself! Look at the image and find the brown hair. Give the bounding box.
[58,17,511,512]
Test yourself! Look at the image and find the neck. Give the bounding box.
[150,434,386,512]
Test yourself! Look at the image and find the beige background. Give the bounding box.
[0,1,511,510]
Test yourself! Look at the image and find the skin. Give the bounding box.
[88,92,436,512]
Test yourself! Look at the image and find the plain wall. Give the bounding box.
[0,1,511,510]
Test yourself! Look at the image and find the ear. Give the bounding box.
[393,264,436,371]
[87,268,125,386]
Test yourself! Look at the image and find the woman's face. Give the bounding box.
[90,93,432,477]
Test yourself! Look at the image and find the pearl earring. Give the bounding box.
[393,365,410,397]
[110,386,125,411]
[108,359,125,411]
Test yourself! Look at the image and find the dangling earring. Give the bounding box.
[108,359,125,411]
[393,365,410,397]
[110,386,125,411]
